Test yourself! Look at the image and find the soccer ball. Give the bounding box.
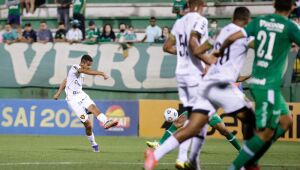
[164,108,179,122]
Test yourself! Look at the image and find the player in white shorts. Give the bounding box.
[145,6,256,170]
[53,54,118,152]
[144,1,217,170]
[162,1,208,167]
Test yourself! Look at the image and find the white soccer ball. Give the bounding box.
[164,108,179,122]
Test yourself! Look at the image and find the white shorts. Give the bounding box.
[176,75,200,108]
[205,80,251,114]
[192,82,216,118]
[66,91,95,122]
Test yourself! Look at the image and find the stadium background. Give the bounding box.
[0,0,300,170]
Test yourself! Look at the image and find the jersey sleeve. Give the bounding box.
[70,64,81,74]
[242,18,257,37]
[288,21,300,46]
[192,18,208,37]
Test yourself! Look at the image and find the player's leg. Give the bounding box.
[186,124,208,170]
[67,99,99,152]
[146,86,190,149]
[82,119,99,152]
[228,89,281,170]
[209,114,241,151]
[175,84,198,169]
[144,112,210,170]
[175,119,191,169]
[244,92,292,168]
[82,93,118,129]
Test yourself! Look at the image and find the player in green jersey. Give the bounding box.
[215,0,300,169]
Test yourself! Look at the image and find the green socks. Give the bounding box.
[245,125,286,167]
[159,124,178,144]
[226,133,241,151]
[229,135,265,170]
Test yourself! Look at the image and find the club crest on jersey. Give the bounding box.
[80,115,85,119]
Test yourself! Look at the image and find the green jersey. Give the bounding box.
[8,3,21,15]
[85,27,100,40]
[243,14,300,89]
[73,0,85,14]
[172,0,187,19]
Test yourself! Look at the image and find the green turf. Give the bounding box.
[0,135,299,170]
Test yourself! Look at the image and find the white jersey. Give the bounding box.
[171,12,208,79]
[205,23,250,82]
[65,64,85,97]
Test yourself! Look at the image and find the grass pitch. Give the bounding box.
[0,135,299,170]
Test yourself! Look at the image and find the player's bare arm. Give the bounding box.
[189,31,217,65]
[163,34,177,55]
[53,78,67,100]
[217,31,245,57]
[78,68,109,79]
[237,75,252,82]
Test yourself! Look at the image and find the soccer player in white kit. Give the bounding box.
[144,6,256,170]
[144,0,216,170]
[53,54,118,152]
[162,0,212,169]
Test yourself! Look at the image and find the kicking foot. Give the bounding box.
[146,141,160,149]
[92,144,99,152]
[104,120,118,129]
[144,149,157,170]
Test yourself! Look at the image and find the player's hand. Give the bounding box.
[53,93,60,100]
[212,50,223,58]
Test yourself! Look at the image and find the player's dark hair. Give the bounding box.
[81,55,93,63]
[274,0,293,12]
[189,0,204,9]
[233,7,251,21]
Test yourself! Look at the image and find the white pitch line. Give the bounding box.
[0,162,300,167]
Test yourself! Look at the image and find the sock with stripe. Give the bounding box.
[245,125,286,166]
[226,132,241,151]
[159,123,178,144]
[229,135,265,170]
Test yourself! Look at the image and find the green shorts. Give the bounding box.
[250,88,289,129]
[209,113,223,127]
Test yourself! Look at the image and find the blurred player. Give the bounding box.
[215,0,300,169]
[53,54,118,152]
[145,0,213,169]
[144,6,256,170]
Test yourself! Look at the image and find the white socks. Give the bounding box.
[97,113,108,124]
[87,133,97,146]
[177,138,191,163]
[154,136,179,161]
[189,125,208,162]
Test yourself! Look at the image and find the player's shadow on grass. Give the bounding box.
[56,148,90,152]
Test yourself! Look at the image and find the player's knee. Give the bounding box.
[257,128,274,141]
[279,115,293,130]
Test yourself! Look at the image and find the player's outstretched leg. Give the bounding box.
[83,120,99,152]
[210,114,241,151]
[144,112,209,170]
[88,104,118,129]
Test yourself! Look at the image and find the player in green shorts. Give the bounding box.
[216,0,300,169]
[146,110,240,169]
